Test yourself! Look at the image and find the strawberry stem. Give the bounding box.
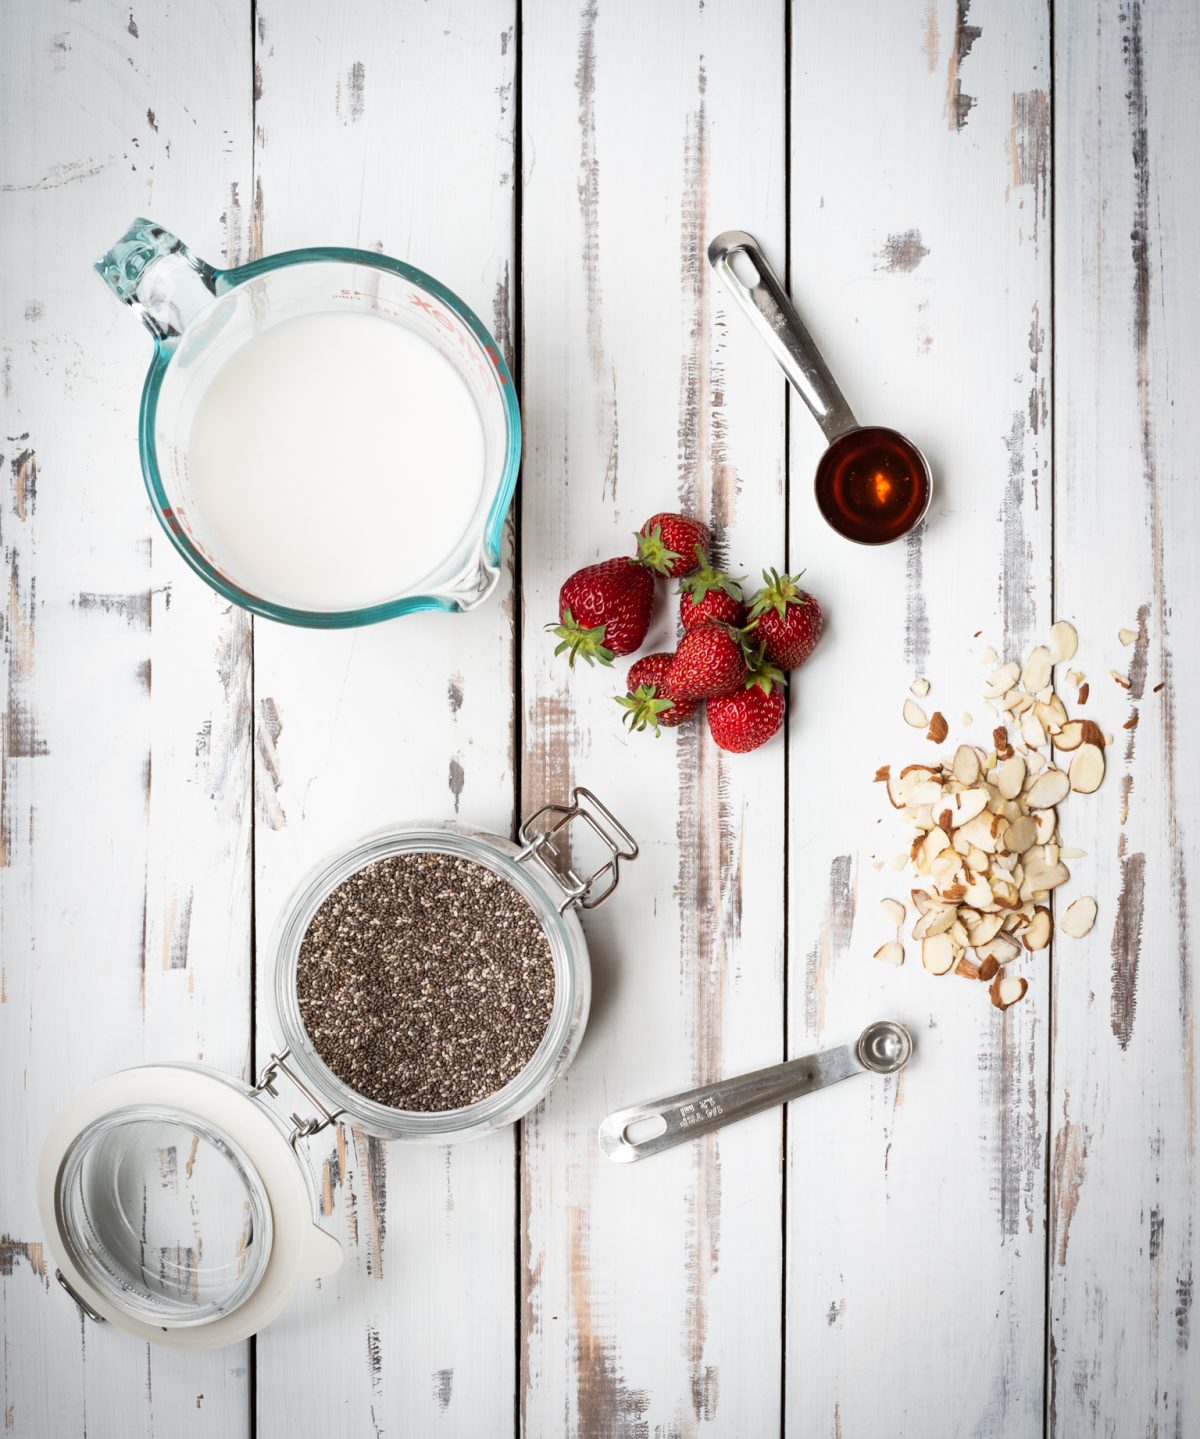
[614,683,675,735]
[747,566,809,620]
[678,548,745,601]
[634,524,684,577]
[546,607,616,667]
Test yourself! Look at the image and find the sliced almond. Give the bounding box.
[1033,807,1057,844]
[922,932,957,976]
[910,677,930,696]
[904,698,929,728]
[980,646,998,665]
[977,933,1021,965]
[1061,896,1098,938]
[1026,768,1070,809]
[952,744,981,785]
[911,888,934,915]
[880,898,906,927]
[958,812,998,854]
[984,662,1021,699]
[926,711,949,744]
[964,876,994,910]
[954,956,981,980]
[1021,712,1048,750]
[967,912,1004,946]
[1049,621,1079,664]
[978,956,1001,981]
[1022,906,1052,951]
[1110,669,1131,690]
[960,711,974,726]
[873,941,905,966]
[1003,814,1038,854]
[1055,720,1086,752]
[910,778,946,807]
[1022,645,1053,694]
[1118,627,1137,647]
[1069,743,1105,794]
[996,755,1027,800]
[990,973,1028,1010]
[946,788,990,826]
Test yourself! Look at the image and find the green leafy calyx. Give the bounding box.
[615,683,675,735]
[679,549,745,602]
[748,567,809,621]
[546,607,615,668]
[634,524,684,576]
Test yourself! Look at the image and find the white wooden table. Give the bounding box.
[3,1,1197,1434]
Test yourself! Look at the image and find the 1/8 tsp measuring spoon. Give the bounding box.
[598,1020,913,1163]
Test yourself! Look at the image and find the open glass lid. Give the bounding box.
[37,1064,342,1349]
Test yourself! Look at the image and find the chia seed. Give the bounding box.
[295,851,556,1111]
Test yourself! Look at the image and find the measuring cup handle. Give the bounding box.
[95,218,220,344]
[708,230,858,444]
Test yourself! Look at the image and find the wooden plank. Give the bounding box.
[785,1,1052,1433]
[248,3,519,1435]
[520,2,787,1432]
[0,1,253,1435]
[1049,2,1200,1432]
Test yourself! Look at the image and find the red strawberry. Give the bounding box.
[667,622,749,700]
[679,553,747,631]
[707,682,787,753]
[635,513,712,579]
[747,568,823,669]
[549,558,655,666]
[615,653,699,733]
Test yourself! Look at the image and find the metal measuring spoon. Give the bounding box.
[708,230,932,545]
[598,1020,913,1163]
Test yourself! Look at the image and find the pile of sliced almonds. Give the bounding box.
[877,622,1101,1012]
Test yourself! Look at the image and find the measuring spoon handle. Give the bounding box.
[708,230,858,444]
[599,1043,862,1164]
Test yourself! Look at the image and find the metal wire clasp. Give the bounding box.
[516,787,638,913]
[253,1049,344,1148]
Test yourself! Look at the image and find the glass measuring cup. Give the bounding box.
[708,231,932,545]
[96,218,521,625]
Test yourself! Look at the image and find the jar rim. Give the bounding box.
[268,824,585,1139]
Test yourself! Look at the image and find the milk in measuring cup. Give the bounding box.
[186,311,486,611]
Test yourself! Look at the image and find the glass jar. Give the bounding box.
[38,789,636,1348]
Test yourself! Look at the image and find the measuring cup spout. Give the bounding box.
[708,230,858,444]
[96,218,220,345]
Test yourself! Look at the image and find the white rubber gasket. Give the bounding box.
[37,1065,342,1349]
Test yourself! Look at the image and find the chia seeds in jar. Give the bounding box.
[296,851,556,1111]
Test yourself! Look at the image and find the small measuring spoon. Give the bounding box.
[598,1020,912,1163]
[708,230,932,545]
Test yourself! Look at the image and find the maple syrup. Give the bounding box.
[814,426,930,544]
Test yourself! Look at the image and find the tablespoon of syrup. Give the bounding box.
[708,231,931,545]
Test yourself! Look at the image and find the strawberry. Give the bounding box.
[615,653,699,733]
[679,552,747,631]
[746,568,823,669]
[635,513,712,579]
[548,558,655,666]
[707,681,787,753]
[667,622,749,700]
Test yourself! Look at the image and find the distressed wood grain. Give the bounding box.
[520,2,787,1433]
[0,1,254,1435]
[248,3,519,1435]
[785,0,1052,1433]
[1049,2,1200,1432]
